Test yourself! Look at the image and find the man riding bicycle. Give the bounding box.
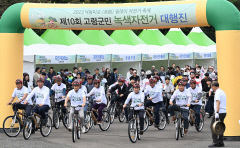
[109,77,129,122]
[64,79,86,133]
[188,79,202,129]
[123,83,145,135]
[25,77,51,125]
[144,78,164,128]
[51,75,67,114]
[7,79,31,116]
[169,81,191,134]
[87,79,107,124]
[163,77,174,124]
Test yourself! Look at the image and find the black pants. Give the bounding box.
[169,105,189,129]
[163,96,170,120]
[205,97,214,115]
[111,95,129,121]
[12,103,32,117]
[211,113,226,145]
[33,105,50,120]
[55,100,66,114]
[145,101,166,125]
[129,109,144,131]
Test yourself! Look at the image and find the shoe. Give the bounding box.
[208,114,212,118]
[41,119,48,126]
[154,124,159,128]
[184,129,188,134]
[125,120,129,123]
[97,121,102,125]
[68,125,73,131]
[82,126,86,133]
[208,143,224,147]
[140,130,144,135]
[172,116,176,122]
[166,119,170,124]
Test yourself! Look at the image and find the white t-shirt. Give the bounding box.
[214,88,226,113]
[87,86,107,105]
[141,78,149,92]
[67,89,86,108]
[144,85,163,103]
[170,89,192,110]
[188,86,202,105]
[12,86,29,104]
[51,83,66,102]
[26,86,50,106]
[125,92,144,110]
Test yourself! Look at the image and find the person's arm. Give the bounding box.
[41,88,50,106]
[62,88,66,98]
[170,91,177,105]
[24,89,35,104]
[82,96,86,107]
[139,93,145,107]
[64,96,70,107]
[187,91,192,106]
[8,89,16,105]
[216,100,220,113]
[86,87,95,97]
[109,84,117,94]
[20,89,28,102]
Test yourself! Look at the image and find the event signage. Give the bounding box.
[29,4,196,29]
[77,54,111,63]
[142,53,168,61]
[112,54,141,62]
[35,55,76,64]
[169,53,193,60]
[194,52,216,59]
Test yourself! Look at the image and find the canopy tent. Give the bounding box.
[110,30,145,45]
[78,30,116,46]
[41,29,86,45]
[188,27,215,46]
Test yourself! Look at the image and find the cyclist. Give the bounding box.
[51,75,67,114]
[87,79,107,124]
[163,77,174,124]
[169,81,191,134]
[144,78,164,128]
[188,79,202,129]
[25,77,51,125]
[84,75,94,115]
[141,70,152,92]
[7,79,31,116]
[127,79,136,93]
[109,77,129,121]
[123,83,145,135]
[64,79,86,133]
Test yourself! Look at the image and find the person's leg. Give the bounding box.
[25,105,33,117]
[139,110,145,131]
[145,100,153,108]
[218,113,226,145]
[78,108,85,126]
[153,102,161,126]
[193,105,201,126]
[68,107,74,129]
[59,100,67,114]
[38,105,50,120]
[84,103,89,118]
[209,98,214,116]
[160,101,168,122]
[182,109,189,130]
[97,104,106,121]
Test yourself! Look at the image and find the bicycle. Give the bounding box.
[22,105,52,140]
[71,105,83,143]
[144,106,167,132]
[108,100,125,124]
[189,106,205,132]
[52,97,68,129]
[87,103,111,131]
[3,104,26,137]
[174,105,187,141]
[128,106,142,143]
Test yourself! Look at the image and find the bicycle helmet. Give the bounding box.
[149,78,156,84]
[118,77,125,83]
[93,79,101,84]
[178,80,185,86]
[55,75,62,81]
[87,75,93,80]
[153,75,160,81]
[16,79,23,84]
[37,77,44,83]
[133,83,140,88]
[72,79,82,86]
[190,79,196,84]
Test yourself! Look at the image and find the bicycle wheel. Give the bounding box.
[180,119,184,138]
[23,118,33,140]
[40,115,52,137]
[143,114,149,132]
[175,119,180,140]
[118,110,125,122]
[63,113,69,130]
[53,109,60,129]
[109,104,116,124]
[196,112,204,132]
[158,111,167,130]
[99,111,111,131]
[128,119,137,143]
[3,116,21,137]
[72,119,76,143]
[85,113,93,133]
[77,119,81,140]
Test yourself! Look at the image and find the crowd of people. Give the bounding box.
[7,63,227,147]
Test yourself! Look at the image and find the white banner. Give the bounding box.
[36,55,76,64]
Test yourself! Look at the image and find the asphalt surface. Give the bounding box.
[0,116,240,148]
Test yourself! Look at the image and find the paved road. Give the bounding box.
[1,117,240,148]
